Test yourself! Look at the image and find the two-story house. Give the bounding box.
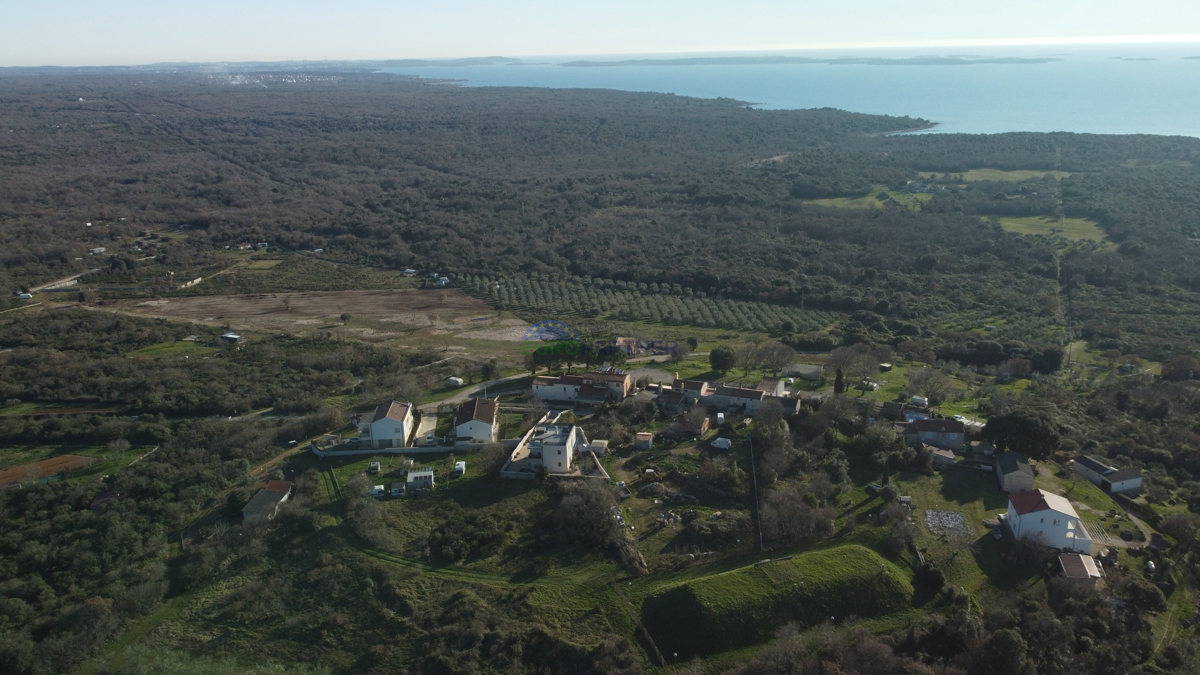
[1003,489,1092,553]
[359,401,414,449]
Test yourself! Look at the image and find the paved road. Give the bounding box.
[417,373,531,413]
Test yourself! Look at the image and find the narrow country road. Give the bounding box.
[31,268,101,292]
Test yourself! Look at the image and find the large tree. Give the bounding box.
[983,410,1060,459]
[709,345,737,373]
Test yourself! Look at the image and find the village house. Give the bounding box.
[995,452,1036,493]
[904,419,966,450]
[673,378,714,405]
[359,400,414,449]
[454,398,499,446]
[1003,489,1092,553]
[1072,455,1143,495]
[927,445,957,468]
[532,368,634,404]
[501,422,590,478]
[242,480,293,523]
[704,385,766,413]
[659,389,688,414]
[755,377,787,397]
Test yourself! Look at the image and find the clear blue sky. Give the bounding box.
[3,0,1199,67]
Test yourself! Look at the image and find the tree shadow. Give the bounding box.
[971,533,1045,591]
[935,468,1009,511]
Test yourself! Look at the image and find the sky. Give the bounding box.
[2,0,1200,67]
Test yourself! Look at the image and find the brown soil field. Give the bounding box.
[112,289,491,326]
[0,454,98,486]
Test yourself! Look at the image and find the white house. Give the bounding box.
[455,398,498,446]
[359,401,414,449]
[703,385,766,413]
[528,425,580,474]
[1004,489,1092,553]
[532,370,633,404]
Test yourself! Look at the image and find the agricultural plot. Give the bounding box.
[998,216,1109,243]
[0,444,145,486]
[110,289,493,335]
[0,454,98,486]
[461,274,833,333]
[804,189,931,211]
[196,254,417,295]
[920,169,1072,182]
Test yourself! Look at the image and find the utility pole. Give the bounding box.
[748,436,765,551]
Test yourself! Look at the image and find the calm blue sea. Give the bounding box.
[383,45,1200,137]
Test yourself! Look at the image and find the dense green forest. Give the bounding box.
[4,72,1200,675]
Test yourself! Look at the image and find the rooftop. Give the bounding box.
[243,487,290,518]
[1009,488,1079,518]
[371,400,412,424]
[530,425,574,447]
[455,398,499,427]
[1075,455,1116,476]
[1059,553,1103,580]
[910,419,965,434]
[1105,467,1143,482]
[995,451,1034,476]
[715,385,765,400]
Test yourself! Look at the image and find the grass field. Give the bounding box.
[998,216,1109,243]
[805,189,932,211]
[641,545,913,657]
[921,169,1072,182]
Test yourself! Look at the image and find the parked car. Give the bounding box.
[368,461,381,474]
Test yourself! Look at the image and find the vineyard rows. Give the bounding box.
[454,274,833,332]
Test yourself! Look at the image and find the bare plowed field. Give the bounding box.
[0,455,98,487]
[113,289,491,326]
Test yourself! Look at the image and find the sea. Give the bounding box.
[382,45,1200,137]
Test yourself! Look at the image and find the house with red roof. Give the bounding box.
[1002,488,1092,553]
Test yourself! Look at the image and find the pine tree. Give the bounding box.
[834,368,845,394]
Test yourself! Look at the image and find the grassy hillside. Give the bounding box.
[641,545,912,657]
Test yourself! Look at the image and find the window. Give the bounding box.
[557,462,562,467]
[1053,519,1060,525]
[395,427,402,434]
[1040,518,1044,523]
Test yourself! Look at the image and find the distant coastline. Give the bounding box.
[559,55,1062,68]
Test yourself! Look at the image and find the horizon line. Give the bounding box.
[4,34,1200,69]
